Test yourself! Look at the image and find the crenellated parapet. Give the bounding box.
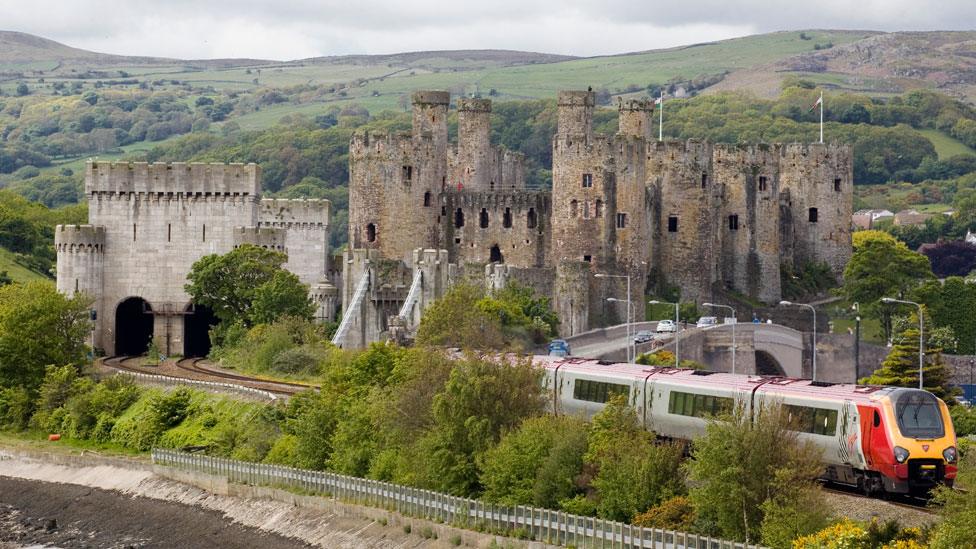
[55,224,106,253]
[233,227,286,251]
[86,161,260,196]
[259,198,331,228]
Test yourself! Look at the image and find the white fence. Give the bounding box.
[151,448,763,549]
[114,371,278,401]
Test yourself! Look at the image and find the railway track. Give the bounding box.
[820,483,938,514]
[102,356,317,396]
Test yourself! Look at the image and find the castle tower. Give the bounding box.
[456,98,493,191]
[55,224,105,348]
[557,91,595,139]
[411,91,450,152]
[617,98,654,140]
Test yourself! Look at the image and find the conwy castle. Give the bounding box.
[56,89,852,354]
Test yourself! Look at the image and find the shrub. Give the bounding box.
[0,386,33,430]
[632,496,696,531]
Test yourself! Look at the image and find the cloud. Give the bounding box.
[0,0,973,59]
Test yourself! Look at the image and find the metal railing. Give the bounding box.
[152,448,763,549]
[397,269,423,321]
[115,372,277,401]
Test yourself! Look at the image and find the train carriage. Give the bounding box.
[537,355,957,496]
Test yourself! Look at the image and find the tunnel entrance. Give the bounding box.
[184,303,218,357]
[755,350,786,377]
[115,297,154,356]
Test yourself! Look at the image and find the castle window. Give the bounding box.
[167,224,171,242]
[759,176,768,191]
[489,245,503,263]
[202,224,206,242]
[583,255,592,262]
[479,208,489,228]
[490,180,495,190]
[455,208,465,228]
[728,214,739,231]
[668,216,678,233]
[595,199,604,218]
[366,223,377,242]
[423,192,431,207]
[503,208,512,228]
[132,224,136,241]
[834,178,842,192]
[402,165,413,182]
[442,176,446,191]
[583,201,590,219]
[701,172,708,188]
[616,213,627,229]
[808,207,819,223]
[527,208,537,229]
[441,206,447,216]
[582,173,593,188]
[570,200,579,217]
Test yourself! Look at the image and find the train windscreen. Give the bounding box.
[893,390,945,439]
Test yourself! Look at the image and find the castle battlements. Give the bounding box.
[447,190,550,209]
[55,224,106,253]
[86,161,260,196]
[233,226,286,251]
[457,97,492,113]
[259,198,331,228]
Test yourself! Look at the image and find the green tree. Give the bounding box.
[929,444,976,549]
[415,284,504,349]
[480,414,588,507]
[860,311,957,400]
[686,401,825,544]
[0,281,91,391]
[841,231,934,341]
[185,244,311,329]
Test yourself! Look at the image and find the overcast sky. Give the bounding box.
[2,0,974,59]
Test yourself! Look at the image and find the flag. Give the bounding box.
[809,95,823,112]
[654,96,663,105]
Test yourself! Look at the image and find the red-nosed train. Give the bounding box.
[539,356,958,496]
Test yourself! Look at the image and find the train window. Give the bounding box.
[573,379,629,403]
[873,410,881,428]
[894,390,944,439]
[668,391,733,418]
[785,404,838,436]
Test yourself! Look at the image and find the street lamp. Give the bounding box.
[852,302,861,383]
[881,297,924,390]
[780,300,817,381]
[595,273,632,362]
[648,299,679,368]
[703,302,736,375]
[607,297,635,362]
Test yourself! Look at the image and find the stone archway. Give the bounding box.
[183,303,218,357]
[115,297,153,356]
[755,350,786,377]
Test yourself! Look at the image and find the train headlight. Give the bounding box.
[894,446,910,464]
[943,446,957,464]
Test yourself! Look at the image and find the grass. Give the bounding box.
[0,247,49,283]
[0,429,144,458]
[918,129,976,159]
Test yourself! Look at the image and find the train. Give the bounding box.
[538,355,958,496]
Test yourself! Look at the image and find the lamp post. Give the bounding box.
[703,302,736,375]
[595,273,632,363]
[852,302,861,384]
[881,297,924,390]
[648,299,679,368]
[607,298,635,362]
[780,300,817,381]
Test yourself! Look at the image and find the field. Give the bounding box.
[918,129,976,159]
[0,247,48,283]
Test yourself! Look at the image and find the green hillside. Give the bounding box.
[918,129,976,159]
[0,247,48,283]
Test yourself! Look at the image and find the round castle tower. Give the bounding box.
[457,97,493,191]
[56,224,105,347]
[617,98,654,140]
[557,91,595,139]
[411,91,450,151]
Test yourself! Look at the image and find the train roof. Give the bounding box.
[534,355,899,405]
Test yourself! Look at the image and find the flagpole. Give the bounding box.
[819,90,824,144]
[659,89,663,141]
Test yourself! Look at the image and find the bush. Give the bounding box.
[0,386,33,430]
[632,496,696,531]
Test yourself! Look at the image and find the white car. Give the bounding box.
[656,319,676,333]
[696,316,717,328]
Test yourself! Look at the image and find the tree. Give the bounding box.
[415,284,504,349]
[686,401,826,544]
[860,311,957,400]
[841,231,934,341]
[480,414,588,508]
[15,83,28,96]
[185,244,311,329]
[0,281,91,391]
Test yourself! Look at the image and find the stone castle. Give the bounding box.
[56,162,336,356]
[340,90,851,345]
[55,88,852,354]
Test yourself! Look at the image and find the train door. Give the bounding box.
[839,400,866,470]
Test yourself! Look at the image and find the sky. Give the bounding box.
[1,0,974,59]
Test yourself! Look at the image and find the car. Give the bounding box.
[656,319,676,333]
[696,316,717,328]
[548,339,571,357]
[634,330,654,344]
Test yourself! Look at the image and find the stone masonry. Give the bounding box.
[341,89,853,345]
[55,162,334,356]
